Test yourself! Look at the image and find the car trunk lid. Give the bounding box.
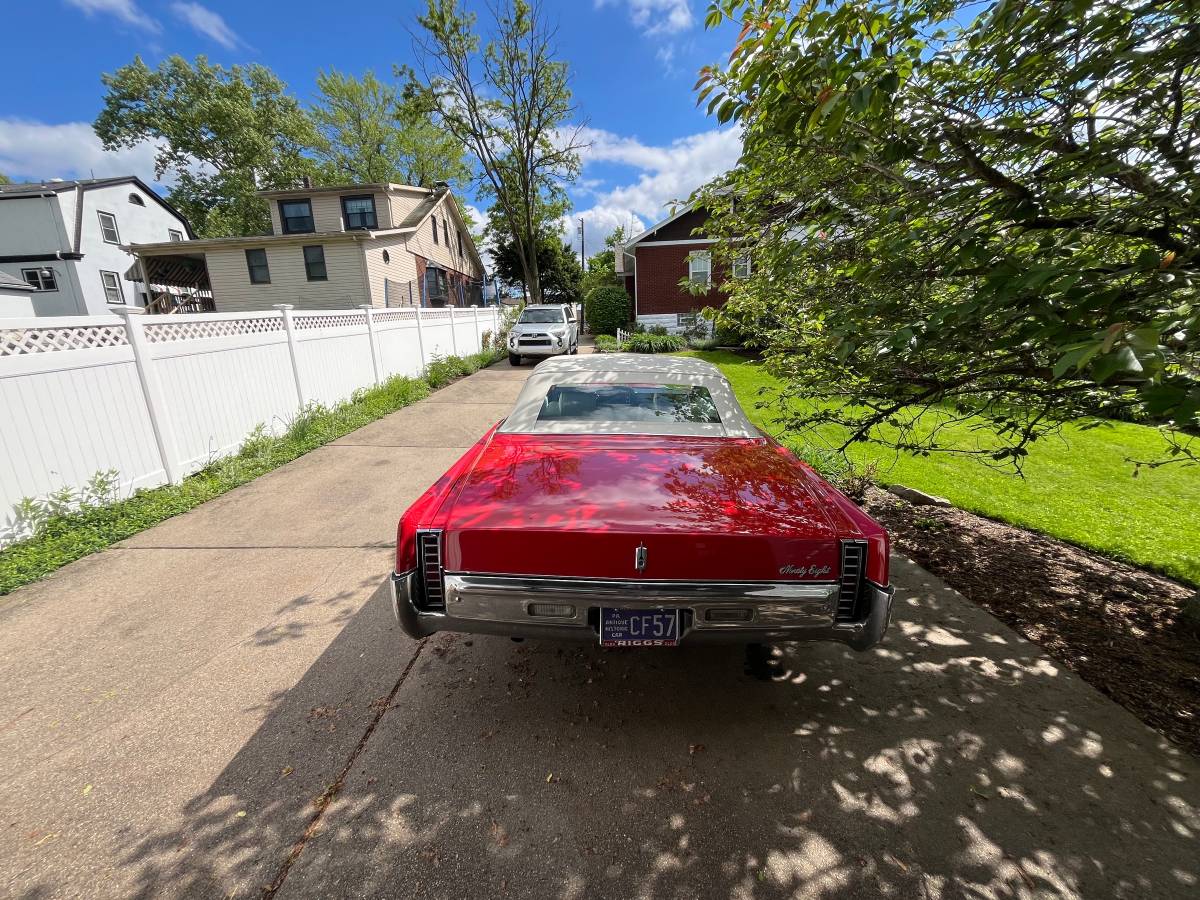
[442,435,841,581]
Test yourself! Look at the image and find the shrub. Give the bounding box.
[584,285,631,336]
[594,334,621,353]
[624,332,686,353]
[688,336,721,350]
[647,324,669,336]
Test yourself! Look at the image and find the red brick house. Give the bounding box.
[617,204,742,333]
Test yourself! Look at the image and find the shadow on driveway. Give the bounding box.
[104,558,1200,900]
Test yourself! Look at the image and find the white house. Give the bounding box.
[0,176,194,317]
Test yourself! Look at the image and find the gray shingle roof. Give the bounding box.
[0,176,139,196]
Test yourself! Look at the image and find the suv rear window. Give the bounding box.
[537,383,721,424]
[519,308,566,324]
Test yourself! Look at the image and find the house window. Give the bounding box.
[341,195,377,230]
[168,229,184,242]
[688,251,711,287]
[432,216,439,244]
[245,248,271,284]
[732,254,751,279]
[21,268,58,291]
[100,270,124,304]
[128,193,145,206]
[279,199,315,234]
[303,245,328,281]
[457,230,463,256]
[424,266,448,304]
[98,211,121,244]
[677,312,699,329]
[442,219,449,246]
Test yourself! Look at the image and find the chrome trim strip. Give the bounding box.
[391,570,894,649]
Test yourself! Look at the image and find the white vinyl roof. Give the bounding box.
[499,354,760,437]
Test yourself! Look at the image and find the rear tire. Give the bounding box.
[508,353,522,366]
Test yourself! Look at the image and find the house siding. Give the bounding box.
[205,241,367,312]
[633,243,723,317]
[406,193,481,280]
[642,207,710,242]
[268,190,393,235]
[363,232,419,307]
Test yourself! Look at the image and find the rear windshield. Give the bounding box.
[518,308,566,324]
[537,383,721,424]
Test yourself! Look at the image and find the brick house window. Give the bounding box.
[688,251,711,288]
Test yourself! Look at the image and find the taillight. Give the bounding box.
[414,529,445,611]
[836,540,867,622]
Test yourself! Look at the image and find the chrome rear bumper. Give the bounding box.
[390,572,894,651]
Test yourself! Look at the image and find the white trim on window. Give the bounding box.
[687,250,712,288]
[732,254,751,279]
[98,211,121,244]
[100,270,123,304]
[168,229,184,242]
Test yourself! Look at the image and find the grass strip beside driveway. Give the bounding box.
[686,350,1200,586]
[0,350,504,596]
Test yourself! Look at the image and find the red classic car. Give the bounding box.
[391,355,894,650]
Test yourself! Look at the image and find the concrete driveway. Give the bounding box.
[1,359,1197,899]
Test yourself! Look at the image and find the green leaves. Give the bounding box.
[690,0,1199,470]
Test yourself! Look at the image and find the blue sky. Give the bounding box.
[0,0,743,256]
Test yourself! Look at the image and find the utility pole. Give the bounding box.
[577,218,585,271]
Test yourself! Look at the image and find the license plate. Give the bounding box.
[599,608,681,647]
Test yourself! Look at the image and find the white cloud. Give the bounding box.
[596,0,694,37]
[0,119,167,188]
[562,126,742,256]
[170,2,242,49]
[64,0,159,32]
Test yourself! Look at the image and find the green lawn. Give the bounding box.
[684,350,1200,586]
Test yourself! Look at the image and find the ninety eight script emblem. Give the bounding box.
[779,564,833,578]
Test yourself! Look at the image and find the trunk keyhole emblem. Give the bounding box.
[634,543,648,572]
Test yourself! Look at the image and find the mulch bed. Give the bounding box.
[861,486,1200,757]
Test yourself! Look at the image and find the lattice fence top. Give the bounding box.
[421,310,452,319]
[143,317,284,344]
[373,309,417,322]
[0,324,129,357]
[293,313,368,330]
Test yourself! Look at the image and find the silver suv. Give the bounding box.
[507,304,579,365]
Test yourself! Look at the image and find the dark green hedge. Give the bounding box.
[584,285,631,336]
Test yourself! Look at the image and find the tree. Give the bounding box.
[95,55,318,237]
[699,0,1199,470]
[413,0,586,304]
[0,173,10,184]
[310,68,470,187]
[488,218,582,303]
[579,225,629,297]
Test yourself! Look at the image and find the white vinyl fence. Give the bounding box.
[0,303,501,544]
